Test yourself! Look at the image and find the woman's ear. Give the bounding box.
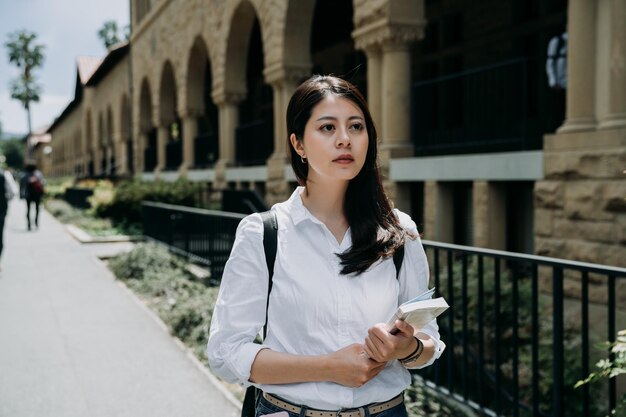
[290,133,304,155]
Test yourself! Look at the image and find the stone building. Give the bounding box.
[47,0,626,269]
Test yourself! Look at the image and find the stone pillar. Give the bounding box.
[598,0,626,130]
[264,63,311,205]
[558,0,597,133]
[115,133,127,176]
[354,18,425,213]
[137,131,147,173]
[156,125,169,174]
[473,181,506,250]
[179,110,201,175]
[379,41,416,212]
[424,181,453,243]
[93,146,102,176]
[212,92,244,191]
[364,46,382,128]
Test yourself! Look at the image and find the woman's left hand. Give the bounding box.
[363,320,416,363]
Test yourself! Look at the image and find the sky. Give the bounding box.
[0,0,130,137]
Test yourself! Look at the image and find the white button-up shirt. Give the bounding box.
[207,187,445,410]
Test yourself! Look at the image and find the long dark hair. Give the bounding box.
[286,75,409,275]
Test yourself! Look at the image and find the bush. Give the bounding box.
[95,179,205,227]
[108,242,188,280]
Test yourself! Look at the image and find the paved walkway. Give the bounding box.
[0,199,240,417]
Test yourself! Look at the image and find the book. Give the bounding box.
[387,288,449,335]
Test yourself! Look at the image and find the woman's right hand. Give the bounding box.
[326,343,387,387]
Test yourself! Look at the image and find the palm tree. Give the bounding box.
[97,20,129,49]
[5,30,45,158]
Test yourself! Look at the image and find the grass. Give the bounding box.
[45,198,141,237]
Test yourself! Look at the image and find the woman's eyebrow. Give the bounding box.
[315,115,364,122]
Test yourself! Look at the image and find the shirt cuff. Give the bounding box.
[221,342,269,387]
[404,333,446,370]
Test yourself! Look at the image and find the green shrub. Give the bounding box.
[108,242,188,281]
[95,179,205,227]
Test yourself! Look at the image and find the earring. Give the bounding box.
[300,155,307,164]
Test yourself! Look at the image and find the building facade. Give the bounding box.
[47,0,626,274]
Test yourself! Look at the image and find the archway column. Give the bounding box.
[557,0,597,133]
[363,45,382,128]
[178,108,203,175]
[598,0,626,130]
[155,124,169,174]
[113,133,127,176]
[354,20,425,212]
[137,131,148,173]
[264,63,311,205]
[212,91,245,192]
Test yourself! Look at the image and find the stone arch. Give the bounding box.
[139,78,157,172]
[159,60,182,170]
[310,0,366,92]
[223,0,260,94]
[139,78,153,133]
[186,36,210,113]
[186,35,219,167]
[224,1,274,166]
[106,106,115,175]
[120,94,133,174]
[98,112,106,174]
[159,60,178,125]
[74,129,82,175]
[282,0,316,68]
[85,110,94,177]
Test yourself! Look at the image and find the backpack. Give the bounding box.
[27,174,44,197]
[240,210,405,417]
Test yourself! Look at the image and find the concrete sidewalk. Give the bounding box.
[0,199,239,417]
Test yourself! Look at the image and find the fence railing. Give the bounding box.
[142,202,245,279]
[419,240,626,417]
[141,203,626,417]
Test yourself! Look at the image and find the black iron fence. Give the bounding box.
[419,240,626,417]
[141,203,626,417]
[142,201,244,278]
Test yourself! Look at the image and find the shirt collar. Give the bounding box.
[286,186,310,226]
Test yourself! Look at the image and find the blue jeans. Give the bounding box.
[255,394,408,417]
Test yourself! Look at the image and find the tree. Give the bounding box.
[97,20,129,49]
[5,30,45,158]
[0,139,25,170]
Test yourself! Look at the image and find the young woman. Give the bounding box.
[208,75,445,417]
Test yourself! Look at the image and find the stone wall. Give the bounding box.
[535,128,626,304]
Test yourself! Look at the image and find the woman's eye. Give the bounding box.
[320,124,334,132]
[350,123,363,131]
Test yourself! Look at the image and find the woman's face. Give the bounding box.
[291,94,369,184]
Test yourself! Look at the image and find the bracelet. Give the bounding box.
[398,336,424,362]
[399,337,423,363]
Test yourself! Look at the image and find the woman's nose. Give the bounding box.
[336,130,351,147]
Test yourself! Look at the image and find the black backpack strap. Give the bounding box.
[260,210,278,339]
[393,245,405,280]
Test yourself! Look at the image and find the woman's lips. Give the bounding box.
[333,155,354,163]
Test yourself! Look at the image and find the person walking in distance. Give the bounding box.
[0,165,18,270]
[19,161,45,231]
[208,75,445,417]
